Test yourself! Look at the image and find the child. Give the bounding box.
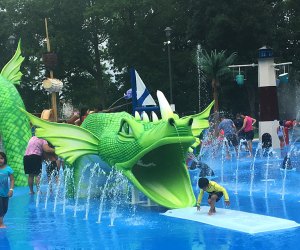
[196,177,230,215]
[277,121,285,149]
[0,152,14,228]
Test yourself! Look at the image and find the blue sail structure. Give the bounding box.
[130,68,159,115]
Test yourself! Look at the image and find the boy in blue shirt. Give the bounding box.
[0,152,14,228]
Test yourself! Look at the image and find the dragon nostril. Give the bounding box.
[168,118,175,126]
[188,118,193,126]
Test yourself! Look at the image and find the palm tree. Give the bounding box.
[201,50,237,112]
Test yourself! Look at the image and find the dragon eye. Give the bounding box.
[120,121,133,136]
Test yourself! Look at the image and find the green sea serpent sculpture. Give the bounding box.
[0,42,215,209]
[24,92,213,208]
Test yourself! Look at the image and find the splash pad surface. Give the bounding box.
[163,206,299,234]
[1,142,300,249]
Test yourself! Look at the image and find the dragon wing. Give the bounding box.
[24,110,100,164]
[1,40,24,85]
[183,101,214,137]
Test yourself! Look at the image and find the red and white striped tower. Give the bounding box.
[258,46,280,149]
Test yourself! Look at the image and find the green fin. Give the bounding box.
[183,101,214,137]
[22,109,100,164]
[1,40,24,85]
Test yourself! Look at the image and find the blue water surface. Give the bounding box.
[1,143,300,250]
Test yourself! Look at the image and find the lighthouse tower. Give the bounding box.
[258,46,280,149]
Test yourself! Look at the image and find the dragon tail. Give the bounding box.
[0,41,31,186]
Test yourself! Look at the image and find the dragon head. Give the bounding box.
[112,92,196,208]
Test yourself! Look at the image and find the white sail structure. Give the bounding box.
[134,70,157,107]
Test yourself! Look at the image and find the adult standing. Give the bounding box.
[23,136,55,194]
[238,114,257,157]
[218,115,238,158]
[234,113,248,151]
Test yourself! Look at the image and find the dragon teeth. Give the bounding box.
[157,90,174,121]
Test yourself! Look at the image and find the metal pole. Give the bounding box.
[167,42,173,104]
[45,18,57,122]
[196,44,201,112]
[228,63,258,68]
[273,62,292,66]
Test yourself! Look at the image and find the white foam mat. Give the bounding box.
[162,206,300,234]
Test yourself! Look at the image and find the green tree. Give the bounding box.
[99,0,200,114]
[0,0,299,118]
[1,0,120,112]
[201,50,237,112]
[186,0,275,116]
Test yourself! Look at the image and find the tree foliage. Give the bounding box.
[201,50,237,112]
[0,0,298,118]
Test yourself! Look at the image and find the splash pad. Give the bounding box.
[2,140,300,249]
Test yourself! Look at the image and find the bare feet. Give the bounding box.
[208,208,216,215]
[29,191,35,195]
[0,224,6,228]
